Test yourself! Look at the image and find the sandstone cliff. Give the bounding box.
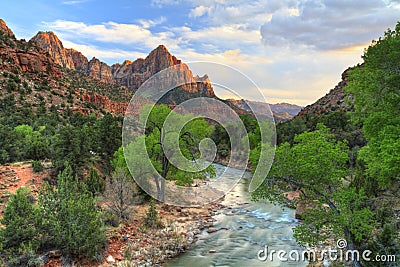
[31,32,113,83]
[31,34,215,98]
[0,19,14,37]
[31,31,75,69]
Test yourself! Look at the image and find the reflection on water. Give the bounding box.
[165,164,307,267]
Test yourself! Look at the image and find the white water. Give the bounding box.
[165,164,307,267]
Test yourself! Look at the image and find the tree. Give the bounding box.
[95,113,122,163]
[39,166,105,259]
[0,188,42,252]
[345,23,400,188]
[102,148,141,222]
[14,124,49,160]
[51,125,92,174]
[252,124,375,267]
[126,104,215,201]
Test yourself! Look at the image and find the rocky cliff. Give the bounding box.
[31,33,215,98]
[111,45,214,97]
[31,32,113,83]
[0,19,14,37]
[0,24,61,78]
[31,31,75,69]
[0,19,131,116]
[295,68,354,118]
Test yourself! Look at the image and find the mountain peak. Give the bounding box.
[0,19,14,37]
[31,31,76,69]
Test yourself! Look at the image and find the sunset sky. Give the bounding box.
[1,0,399,105]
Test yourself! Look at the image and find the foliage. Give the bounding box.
[252,124,375,252]
[0,188,42,253]
[143,199,163,229]
[85,168,105,195]
[127,104,216,201]
[39,166,106,259]
[31,160,44,173]
[345,23,400,188]
[51,125,93,174]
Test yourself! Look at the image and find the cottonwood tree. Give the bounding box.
[252,124,375,267]
[345,23,400,189]
[125,104,215,201]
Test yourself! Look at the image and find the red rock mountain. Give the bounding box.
[0,20,132,116]
[31,31,75,69]
[31,32,114,84]
[0,19,14,37]
[31,32,214,98]
[0,22,61,78]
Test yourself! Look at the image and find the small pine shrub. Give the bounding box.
[144,199,163,229]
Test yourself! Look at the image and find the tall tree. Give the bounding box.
[345,23,400,188]
[126,104,215,201]
[252,124,374,267]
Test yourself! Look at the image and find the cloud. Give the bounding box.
[189,5,213,18]
[61,40,146,61]
[62,0,88,5]
[150,0,180,7]
[260,0,400,50]
[42,20,180,50]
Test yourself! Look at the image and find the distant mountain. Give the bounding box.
[226,99,302,122]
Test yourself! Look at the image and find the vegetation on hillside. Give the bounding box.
[250,24,400,266]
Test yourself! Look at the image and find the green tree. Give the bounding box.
[252,124,374,267]
[345,23,400,188]
[126,104,215,201]
[14,124,49,160]
[51,125,92,174]
[39,166,105,259]
[95,113,122,162]
[0,188,42,252]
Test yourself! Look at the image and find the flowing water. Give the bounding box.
[165,164,307,267]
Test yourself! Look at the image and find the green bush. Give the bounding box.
[0,188,42,252]
[39,166,106,259]
[32,160,43,173]
[86,168,105,195]
[144,199,163,229]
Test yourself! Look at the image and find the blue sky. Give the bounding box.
[1,0,400,105]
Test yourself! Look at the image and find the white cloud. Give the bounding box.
[41,0,399,105]
[62,0,88,5]
[138,16,166,28]
[150,0,180,7]
[61,40,147,61]
[42,20,180,50]
[189,5,213,18]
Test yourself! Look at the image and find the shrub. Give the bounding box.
[32,160,43,173]
[144,199,163,229]
[39,166,106,259]
[0,188,42,252]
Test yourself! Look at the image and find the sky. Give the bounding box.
[1,0,399,105]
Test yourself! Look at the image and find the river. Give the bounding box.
[165,164,307,267]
